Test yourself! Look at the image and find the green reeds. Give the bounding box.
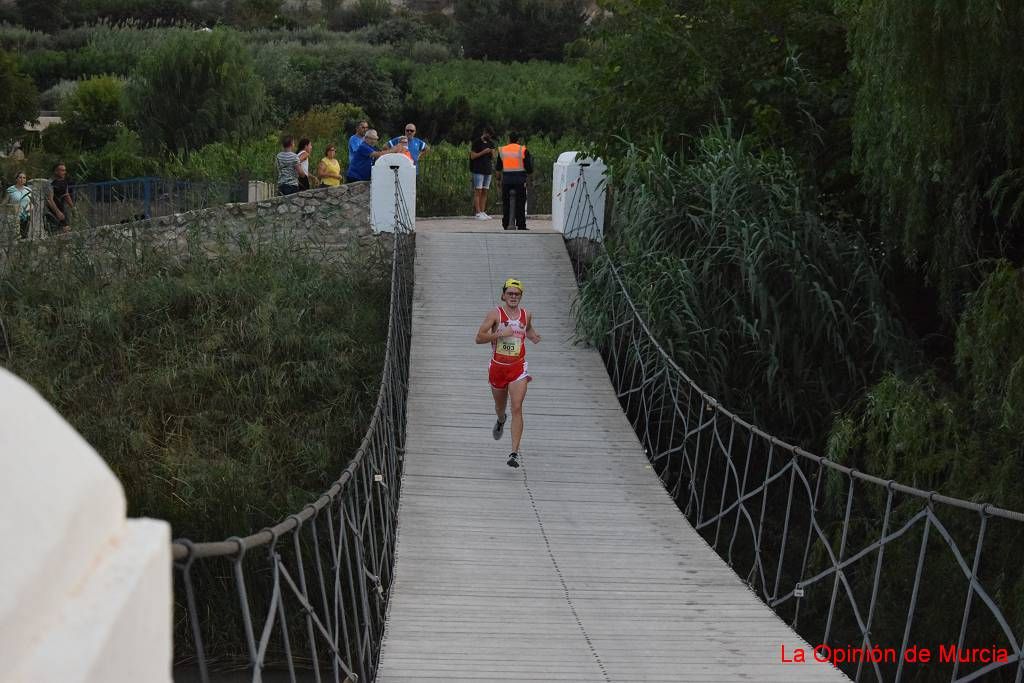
[575,126,910,446]
[0,230,390,542]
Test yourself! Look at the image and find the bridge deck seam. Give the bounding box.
[520,462,611,682]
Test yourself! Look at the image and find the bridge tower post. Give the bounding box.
[370,153,416,233]
[0,369,172,683]
[552,151,607,239]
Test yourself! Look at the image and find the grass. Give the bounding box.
[0,232,391,542]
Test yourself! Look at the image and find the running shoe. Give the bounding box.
[492,416,506,440]
[506,451,521,468]
[475,212,489,220]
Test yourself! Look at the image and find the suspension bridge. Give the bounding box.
[375,218,846,681]
[171,166,1024,683]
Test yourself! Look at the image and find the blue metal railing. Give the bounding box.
[67,177,251,229]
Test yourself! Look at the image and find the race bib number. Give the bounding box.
[496,335,523,357]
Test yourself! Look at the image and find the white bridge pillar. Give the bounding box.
[371,153,416,233]
[552,152,607,240]
[0,369,172,683]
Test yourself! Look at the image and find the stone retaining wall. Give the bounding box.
[3,182,375,263]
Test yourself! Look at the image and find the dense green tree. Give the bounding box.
[842,0,1024,318]
[59,75,126,150]
[126,29,267,154]
[223,0,283,29]
[328,0,391,31]
[288,57,400,130]
[831,260,1024,510]
[581,0,850,182]
[0,48,39,140]
[828,262,1024,652]
[14,0,66,32]
[454,0,587,62]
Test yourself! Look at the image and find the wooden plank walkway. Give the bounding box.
[377,218,848,682]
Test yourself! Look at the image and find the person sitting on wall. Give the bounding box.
[45,163,73,234]
[6,171,31,240]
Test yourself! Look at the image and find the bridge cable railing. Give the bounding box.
[171,172,414,683]
[561,165,1024,683]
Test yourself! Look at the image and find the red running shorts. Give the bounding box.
[488,360,531,390]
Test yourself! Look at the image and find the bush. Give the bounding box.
[58,74,127,149]
[127,28,267,153]
[286,103,368,145]
[76,126,159,180]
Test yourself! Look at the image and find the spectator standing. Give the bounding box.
[45,163,73,233]
[470,126,496,220]
[496,132,534,230]
[317,144,342,187]
[6,171,31,240]
[296,138,313,191]
[386,123,428,171]
[276,136,302,196]
[390,136,414,162]
[346,129,390,183]
[348,120,369,161]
